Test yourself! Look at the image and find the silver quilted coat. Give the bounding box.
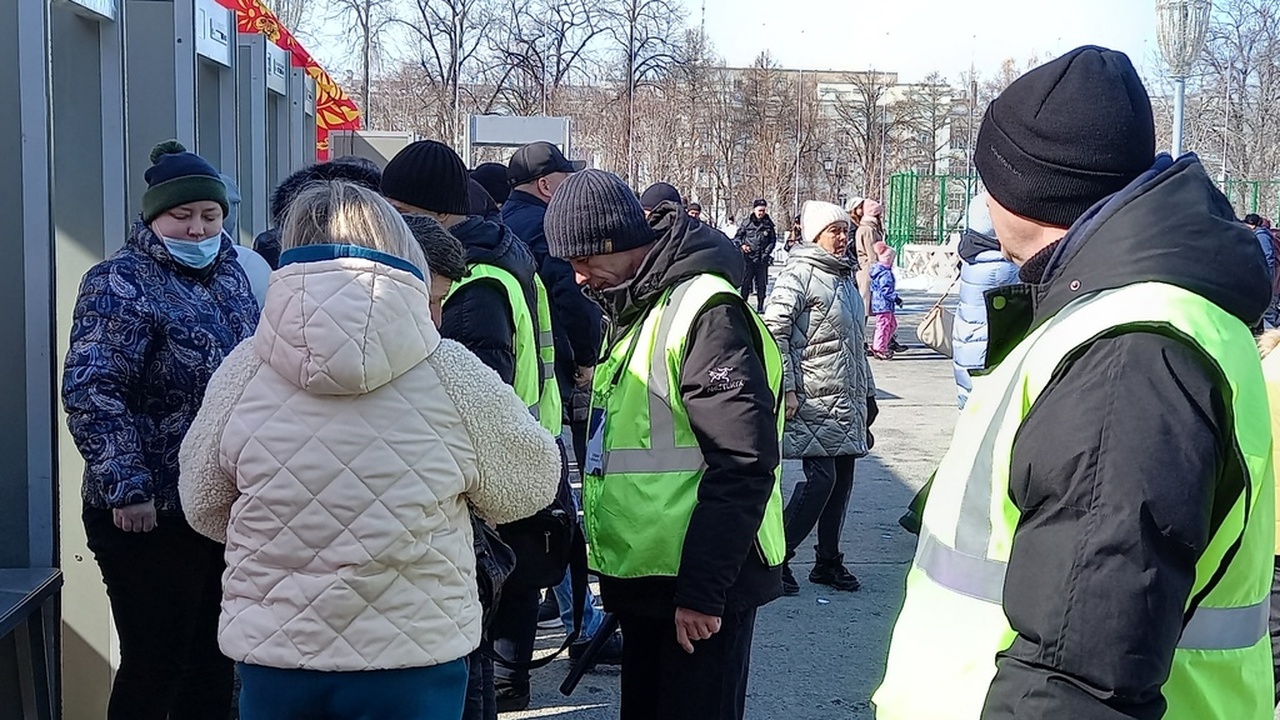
[763,242,876,459]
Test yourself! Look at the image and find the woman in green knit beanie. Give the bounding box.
[62,140,256,720]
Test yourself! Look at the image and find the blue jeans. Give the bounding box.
[238,659,467,720]
[554,568,605,638]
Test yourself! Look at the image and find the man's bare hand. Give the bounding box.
[674,607,722,654]
[574,365,595,388]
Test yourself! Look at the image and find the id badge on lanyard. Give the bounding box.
[584,406,606,477]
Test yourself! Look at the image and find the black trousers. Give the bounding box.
[490,585,540,691]
[783,456,856,560]
[739,259,770,312]
[83,507,233,720]
[616,609,757,720]
[1270,558,1280,706]
[462,649,496,720]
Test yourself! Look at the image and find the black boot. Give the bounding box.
[809,553,861,592]
[781,563,800,596]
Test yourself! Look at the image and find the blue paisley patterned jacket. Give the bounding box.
[63,221,258,514]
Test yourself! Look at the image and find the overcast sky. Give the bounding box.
[698,0,1161,82]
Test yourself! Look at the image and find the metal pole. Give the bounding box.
[1172,75,1186,157]
[794,69,802,215]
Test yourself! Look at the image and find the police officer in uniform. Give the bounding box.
[544,171,785,720]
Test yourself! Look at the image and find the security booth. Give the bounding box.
[290,67,317,170]
[0,0,62,717]
[236,32,271,244]
[328,130,416,168]
[194,0,237,178]
[123,0,198,219]
[47,0,130,714]
[462,115,573,168]
[265,42,292,192]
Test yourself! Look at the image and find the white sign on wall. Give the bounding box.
[195,0,233,68]
[64,0,117,21]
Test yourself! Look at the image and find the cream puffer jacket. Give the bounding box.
[178,250,560,672]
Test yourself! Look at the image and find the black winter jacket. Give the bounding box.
[439,216,540,386]
[733,213,778,263]
[975,155,1271,719]
[594,203,783,619]
[503,190,604,404]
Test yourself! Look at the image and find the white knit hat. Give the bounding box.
[802,200,849,244]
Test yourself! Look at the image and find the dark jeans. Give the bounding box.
[783,456,857,560]
[616,608,756,720]
[1270,558,1280,706]
[238,659,467,719]
[739,259,769,312]
[490,585,540,691]
[462,649,496,720]
[83,507,232,720]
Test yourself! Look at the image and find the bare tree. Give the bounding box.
[264,0,315,34]
[327,0,395,125]
[484,0,608,116]
[395,0,495,144]
[605,0,681,181]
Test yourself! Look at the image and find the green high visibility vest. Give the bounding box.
[446,264,561,436]
[874,282,1275,720]
[584,273,787,578]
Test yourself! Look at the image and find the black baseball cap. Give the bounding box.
[507,141,585,187]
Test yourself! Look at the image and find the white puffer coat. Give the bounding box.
[179,252,560,672]
[764,242,877,458]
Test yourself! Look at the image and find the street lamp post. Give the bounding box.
[1156,0,1212,157]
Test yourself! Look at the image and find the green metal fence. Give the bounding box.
[889,173,1280,252]
[1222,180,1280,221]
[887,172,981,250]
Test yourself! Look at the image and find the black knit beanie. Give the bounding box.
[381,140,470,215]
[975,45,1155,228]
[142,140,229,222]
[639,182,681,211]
[470,163,511,205]
[545,169,653,258]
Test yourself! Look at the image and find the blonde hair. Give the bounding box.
[1260,330,1280,359]
[280,180,429,276]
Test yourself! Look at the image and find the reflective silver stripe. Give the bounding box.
[602,280,708,475]
[917,530,1268,651]
[916,531,1005,603]
[954,347,1039,557]
[1179,600,1269,650]
[539,331,555,347]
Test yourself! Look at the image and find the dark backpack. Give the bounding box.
[496,439,576,592]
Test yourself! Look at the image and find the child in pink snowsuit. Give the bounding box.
[869,241,901,359]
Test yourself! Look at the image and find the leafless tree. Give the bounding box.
[605,0,681,182]
[484,0,608,116]
[393,0,495,144]
[327,0,396,126]
[264,0,315,35]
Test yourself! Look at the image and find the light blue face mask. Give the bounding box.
[162,234,223,269]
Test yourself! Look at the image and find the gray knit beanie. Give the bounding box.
[545,169,653,258]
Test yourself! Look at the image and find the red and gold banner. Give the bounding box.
[215,0,361,159]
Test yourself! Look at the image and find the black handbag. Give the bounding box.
[470,511,517,637]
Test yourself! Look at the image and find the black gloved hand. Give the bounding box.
[895,296,904,308]
[866,394,879,428]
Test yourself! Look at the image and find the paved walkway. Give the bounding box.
[512,289,957,719]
